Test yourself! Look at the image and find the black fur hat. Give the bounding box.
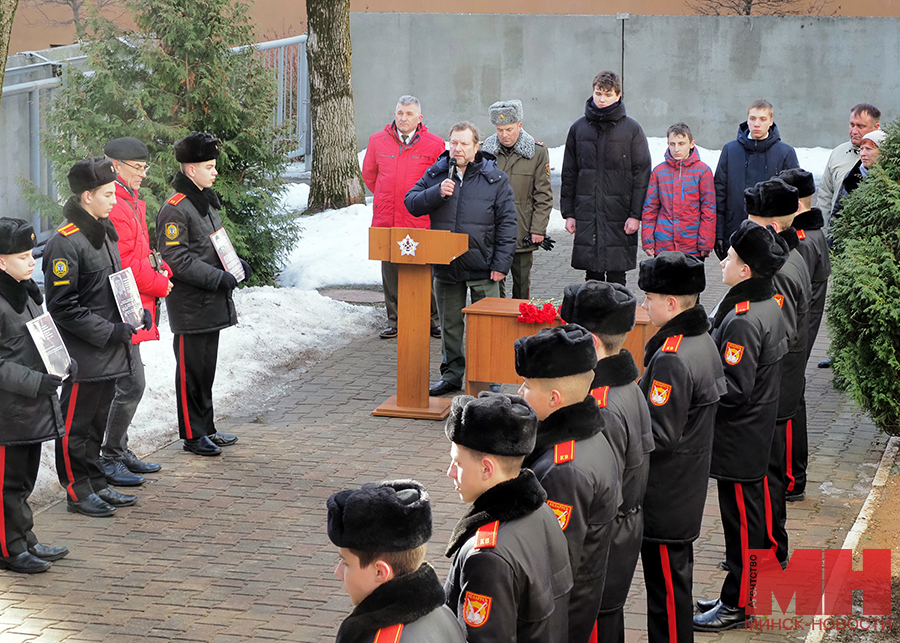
[776,168,816,199]
[560,280,636,335]
[744,178,799,218]
[445,392,537,456]
[104,137,149,161]
[0,218,36,255]
[174,132,220,163]
[514,324,597,378]
[638,251,706,295]
[67,157,117,194]
[326,479,432,552]
[729,220,790,278]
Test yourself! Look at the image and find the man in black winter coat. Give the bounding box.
[714,99,799,259]
[405,122,517,396]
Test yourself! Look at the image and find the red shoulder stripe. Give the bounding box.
[735,301,751,314]
[554,440,575,465]
[373,624,404,643]
[662,334,683,353]
[474,521,499,549]
[590,386,609,408]
[167,193,187,206]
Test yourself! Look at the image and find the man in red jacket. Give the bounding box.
[362,95,445,340]
[102,137,172,481]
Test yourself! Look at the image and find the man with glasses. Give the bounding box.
[103,137,172,481]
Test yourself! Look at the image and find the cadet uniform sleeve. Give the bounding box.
[642,354,692,452]
[157,203,227,291]
[0,360,43,398]
[530,144,553,236]
[717,316,762,412]
[458,551,517,643]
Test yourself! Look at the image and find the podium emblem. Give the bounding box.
[397,234,419,257]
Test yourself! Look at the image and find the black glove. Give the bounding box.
[66,359,78,381]
[218,271,238,292]
[141,308,153,331]
[540,236,556,251]
[38,373,63,395]
[714,239,728,261]
[239,259,252,281]
[110,322,136,345]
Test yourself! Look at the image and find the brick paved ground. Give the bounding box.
[0,235,888,642]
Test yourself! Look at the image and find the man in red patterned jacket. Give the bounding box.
[363,96,445,340]
[102,137,172,482]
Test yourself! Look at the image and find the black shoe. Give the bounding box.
[429,380,461,396]
[67,493,116,518]
[785,491,806,502]
[0,551,50,574]
[379,327,398,339]
[695,597,719,612]
[97,487,137,507]
[183,435,222,456]
[717,559,730,572]
[693,601,750,632]
[430,326,442,338]
[209,432,238,447]
[120,450,161,474]
[29,543,69,562]
[101,459,145,486]
[818,358,832,368]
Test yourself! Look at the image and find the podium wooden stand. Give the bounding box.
[369,227,468,419]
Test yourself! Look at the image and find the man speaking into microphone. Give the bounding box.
[405,121,517,396]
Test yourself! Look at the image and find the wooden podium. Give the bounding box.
[369,227,468,419]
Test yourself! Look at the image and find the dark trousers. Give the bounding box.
[595,608,625,643]
[718,479,766,608]
[642,541,694,643]
[765,419,790,564]
[585,270,626,286]
[174,332,220,440]
[0,444,42,556]
[57,380,116,501]
[787,397,808,496]
[498,251,535,300]
[102,343,145,459]
[381,261,439,327]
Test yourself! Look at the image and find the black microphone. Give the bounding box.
[448,157,458,180]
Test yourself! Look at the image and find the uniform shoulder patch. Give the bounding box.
[373,624,404,643]
[590,386,609,408]
[724,342,744,365]
[57,223,79,237]
[167,193,187,206]
[164,222,180,240]
[547,499,573,531]
[51,258,68,278]
[797,229,807,240]
[474,521,499,550]
[554,440,575,464]
[662,334,683,353]
[774,294,785,309]
[735,301,751,314]
[463,591,492,628]
[649,380,672,406]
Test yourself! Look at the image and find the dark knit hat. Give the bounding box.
[104,137,149,161]
[445,392,537,457]
[489,100,524,125]
[174,132,220,163]
[514,324,597,379]
[744,178,799,218]
[638,251,706,295]
[560,281,636,335]
[729,220,790,278]
[326,479,432,552]
[67,157,117,194]
[776,168,815,199]
[0,218,36,255]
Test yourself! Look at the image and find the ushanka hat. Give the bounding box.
[0,218,36,255]
[326,479,432,552]
[514,324,597,379]
[638,251,706,295]
[174,131,220,163]
[67,157,117,194]
[104,137,149,161]
[489,100,524,125]
[776,168,815,199]
[744,178,799,218]
[445,392,537,457]
[560,280,636,335]
[729,220,790,278]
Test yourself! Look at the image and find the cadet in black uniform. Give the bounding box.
[327,480,465,643]
[44,158,150,518]
[559,280,652,643]
[0,219,70,572]
[636,252,725,643]
[444,393,573,643]
[515,325,621,643]
[694,220,789,631]
[156,132,246,456]
[746,179,811,559]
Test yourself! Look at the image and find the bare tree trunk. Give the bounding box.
[0,0,19,110]
[306,0,364,212]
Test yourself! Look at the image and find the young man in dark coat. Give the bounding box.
[157,132,247,456]
[44,158,150,517]
[405,122,517,396]
[713,99,799,260]
[558,280,652,642]
[327,480,465,643]
[561,71,651,286]
[515,325,621,643]
[637,252,725,643]
[694,220,789,632]
[0,219,70,572]
[444,393,573,642]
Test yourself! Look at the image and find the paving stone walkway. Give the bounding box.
[0,235,887,642]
